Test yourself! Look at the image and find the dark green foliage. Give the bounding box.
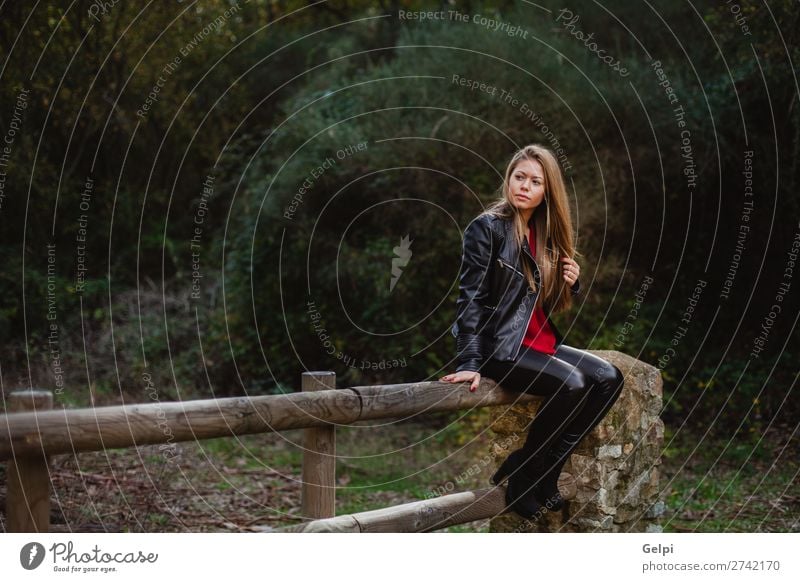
[0,1,797,435]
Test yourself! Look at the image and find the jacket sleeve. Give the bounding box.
[453,217,495,372]
[570,276,581,296]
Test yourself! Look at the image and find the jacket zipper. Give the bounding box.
[497,257,525,278]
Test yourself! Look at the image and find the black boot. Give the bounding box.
[505,471,546,519]
[535,431,583,511]
[503,452,552,520]
[490,449,526,486]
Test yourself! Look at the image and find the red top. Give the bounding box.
[520,224,557,355]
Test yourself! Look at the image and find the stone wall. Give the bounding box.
[488,350,665,533]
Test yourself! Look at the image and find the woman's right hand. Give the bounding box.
[440,371,481,392]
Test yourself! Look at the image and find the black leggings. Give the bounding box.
[482,344,625,459]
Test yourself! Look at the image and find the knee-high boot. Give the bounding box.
[531,431,583,511]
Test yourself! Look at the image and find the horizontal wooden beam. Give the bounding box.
[285,487,507,532]
[0,379,538,459]
[281,476,576,533]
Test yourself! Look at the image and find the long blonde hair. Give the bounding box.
[480,144,579,314]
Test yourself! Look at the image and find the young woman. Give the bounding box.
[440,144,624,520]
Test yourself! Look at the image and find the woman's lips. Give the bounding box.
[515,194,529,201]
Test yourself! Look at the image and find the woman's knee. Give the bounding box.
[557,346,622,391]
[601,363,625,400]
[562,368,591,399]
[612,364,625,388]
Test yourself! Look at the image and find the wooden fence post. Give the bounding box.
[301,371,336,519]
[6,389,54,532]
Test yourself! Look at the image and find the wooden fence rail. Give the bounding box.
[1,376,536,460]
[284,487,509,533]
[1,372,546,533]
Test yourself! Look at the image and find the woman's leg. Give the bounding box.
[482,348,593,463]
[533,344,625,503]
[548,344,625,446]
[482,349,594,517]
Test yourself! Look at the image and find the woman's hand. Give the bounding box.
[440,371,481,392]
[561,256,580,288]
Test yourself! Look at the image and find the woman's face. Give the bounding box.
[509,159,546,216]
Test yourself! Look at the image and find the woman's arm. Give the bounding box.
[454,216,495,373]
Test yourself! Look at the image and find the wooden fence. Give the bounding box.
[1,372,571,533]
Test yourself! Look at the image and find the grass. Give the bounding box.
[328,416,496,528]
[659,423,799,532]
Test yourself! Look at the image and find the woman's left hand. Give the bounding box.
[561,256,580,287]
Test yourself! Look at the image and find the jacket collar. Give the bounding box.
[500,216,536,264]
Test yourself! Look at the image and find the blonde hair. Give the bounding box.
[480,144,579,314]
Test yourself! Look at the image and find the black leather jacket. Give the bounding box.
[450,213,580,372]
